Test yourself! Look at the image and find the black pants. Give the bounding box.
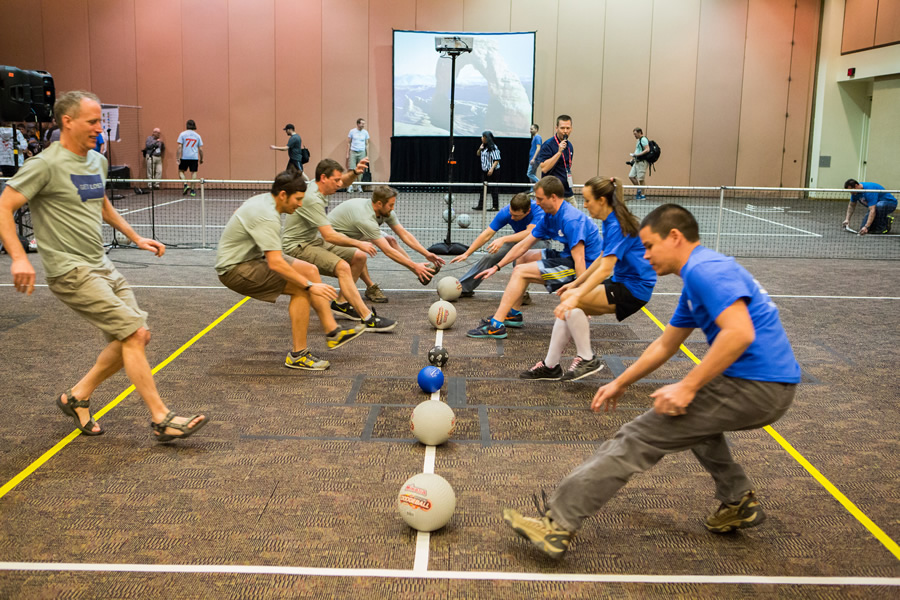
[477,169,500,209]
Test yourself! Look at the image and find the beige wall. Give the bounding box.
[811,0,900,190]
[0,0,821,187]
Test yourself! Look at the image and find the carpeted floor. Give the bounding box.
[0,249,898,598]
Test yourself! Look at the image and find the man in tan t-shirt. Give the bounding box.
[0,90,208,443]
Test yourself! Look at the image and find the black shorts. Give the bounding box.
[179,159,199,172]
[602,277,648,321]
[286,158,303,173]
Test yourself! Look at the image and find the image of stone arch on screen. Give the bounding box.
[393,31,535,138]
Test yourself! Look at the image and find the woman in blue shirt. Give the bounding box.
[521,176,657,382]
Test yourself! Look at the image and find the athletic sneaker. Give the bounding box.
[182,184,189,195]
[331,301,362,321]
[520,291,532,306]
[502,491,573,560]
[888,215,895,233]
[519,360,563,380]
[467,318,507,339]
[284,349,330,370]
[459,290,475,298]
[326,324,366,349]
[362,308,397,332]
[189,189,196,197]
[705,491,766,533]
[504,312,524,328]
[560,355,604,381]
[365,283,388,303]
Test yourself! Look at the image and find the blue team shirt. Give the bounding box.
[536,135,574,197]
[529,134,542,160]
[601,212,656,302]
[489,200,545,234]
[850,182,897,208]
[670,246,801,383]
[531,201,602,266]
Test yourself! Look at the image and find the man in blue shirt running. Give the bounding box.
[843,179,896,235]
[503,203,800,560]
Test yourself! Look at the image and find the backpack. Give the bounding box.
[300,146,310,164]
[642,139,661,165]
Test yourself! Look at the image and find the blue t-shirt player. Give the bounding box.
[451,193,547,295]
[843,179,897,235]
[503,203,801,553]
[466,176,602,339]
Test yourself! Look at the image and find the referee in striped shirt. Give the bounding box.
[475,130,501,211]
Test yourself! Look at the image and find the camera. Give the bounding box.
[626,160,634,166]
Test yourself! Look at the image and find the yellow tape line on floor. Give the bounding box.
[640,306,900,562]
[0,296,251,501]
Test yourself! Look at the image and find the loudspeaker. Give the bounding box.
[0,66,32,121]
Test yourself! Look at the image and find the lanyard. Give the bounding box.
[556,134,571,170]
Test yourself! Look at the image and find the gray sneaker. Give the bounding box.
[520,291,532,305]
[705,491,766,533]
[284,349,330,370]
[519,360,563,380]
[560,355,603,381]
[365,283,388,303]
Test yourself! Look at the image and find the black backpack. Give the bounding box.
[642,139,661,165]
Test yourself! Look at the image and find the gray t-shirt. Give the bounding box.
[328,197,399,240]
[286,133,303,164]
[7,143,112,278]
[282,182,329,249]
[214,193,283,275]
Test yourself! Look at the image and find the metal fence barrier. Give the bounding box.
[2,177,897,260]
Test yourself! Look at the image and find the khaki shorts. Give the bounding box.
[47,265,149,342]
[218,258,287,303]
[284,237,356,278]
[629,160,648,180]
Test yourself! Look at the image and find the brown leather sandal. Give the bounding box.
[56,389,104,436]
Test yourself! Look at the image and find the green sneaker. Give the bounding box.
[502,491,573,559]
[705,491,766,533]
[284,349,330,370]
[326,324,366,349]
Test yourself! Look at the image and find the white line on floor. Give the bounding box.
[0,562,896,587]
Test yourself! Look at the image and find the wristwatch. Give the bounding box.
[304,281,312,291]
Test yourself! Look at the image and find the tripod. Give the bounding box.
[428,45,471,256]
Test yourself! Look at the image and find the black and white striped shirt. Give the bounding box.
[480,146,501,172]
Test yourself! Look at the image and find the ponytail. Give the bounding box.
[584,176,640,236]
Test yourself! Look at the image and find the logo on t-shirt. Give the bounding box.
[70,174,104,202]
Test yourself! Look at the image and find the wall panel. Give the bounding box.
[510,0,558,147]
[415,0,464,32]
[228,0,276,179]
[0,0,45,70]
[369,0,416,179]
[181,0,229,179]
[462,0,511,32]
[88,0,138,106]
[735,0,794,186]
[274,0,322,175]
[598,0,652,186]
[322,0,369,163]
[782,0,820,188]
[134,0,184,181]
[690,0,747,187]
[842,0,878,53]
[646,0,701,186]
[40,0,92,94]
[874,0,900,47]
[557,0,604,183]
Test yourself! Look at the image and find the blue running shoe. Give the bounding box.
[467,318,507,339]
[504,312,524,328]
